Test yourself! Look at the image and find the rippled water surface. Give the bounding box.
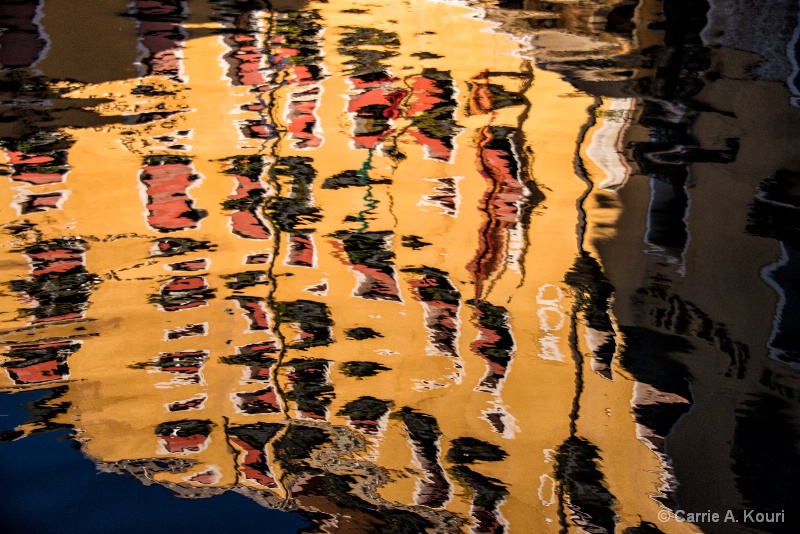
[1,1,799,532]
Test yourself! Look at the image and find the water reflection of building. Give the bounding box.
[1,0,798,533]
[0,1,671,532]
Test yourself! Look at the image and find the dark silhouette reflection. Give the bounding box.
[749,170,800,371]
[447,437,508,533]
[555,436,618,534]
[337,396,391,435]
[333,231,401,301]
[732,395,800,518]
[395,407,451,509]
[0,1,48,70]
[565,254,616,379]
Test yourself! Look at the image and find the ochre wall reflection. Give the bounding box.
[0,1,701,532]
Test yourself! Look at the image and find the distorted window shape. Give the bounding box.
[538,473,557,506]
[10,239,93,325]
[476,126,526,224]
[468,299,514,392]
[166,258,209,272]
[167,395,207,412]
[5,357,68,385]
[537,307,565,332]
[271,10,325,83]
[138,350,209,387]
[303,278,328,296]
[156,350,208,373]
[447,436,509,531]
[151,276,215,311]
[220,155,271,240]
[417,177,462,217]
[220,341,278,383]
[284,358,334,420]
[232,297,271,332]
[227,192,272,240]
[536,285,566,363]
[138,155,206,232]
[131,0,188,82]
[764,244,800,371]
[585,98,635,192]
[165,322,208,340]
[481,405,518,438]
[565,254,616,378]
[631,282,748,379]
[339,360,391,379]
[227,423,283,489]
[536,283,564,306]
[645,176,689,258]
[276,300,333,349]
[150,237,215,258]
[185,465,222,485]
[403,267,461,360]
[234,387,282,415]
[244,253,270,264]
[246,363,274,382]
[468,125,533,296]
[2,132,71,185]
[338,26,404,150]
[222,271,268,290]
[239,119,277,141]
[285,87,324,150]
[346,79,406,150]
[15,191,67,215]
[554,435,619,534]
[406,69,461,162]
[2,341,81,385]
[749,170,800,371]
[155,419,213,455]
[285,232,316,268]
[331,231,401,302]
[265,156,322,234]
[218,8,267,87]
[538,335,564,362]
[337,396,391,435]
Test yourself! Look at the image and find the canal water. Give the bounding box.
[1,1,798,532]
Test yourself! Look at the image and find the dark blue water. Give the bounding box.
[0,391,309,534]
